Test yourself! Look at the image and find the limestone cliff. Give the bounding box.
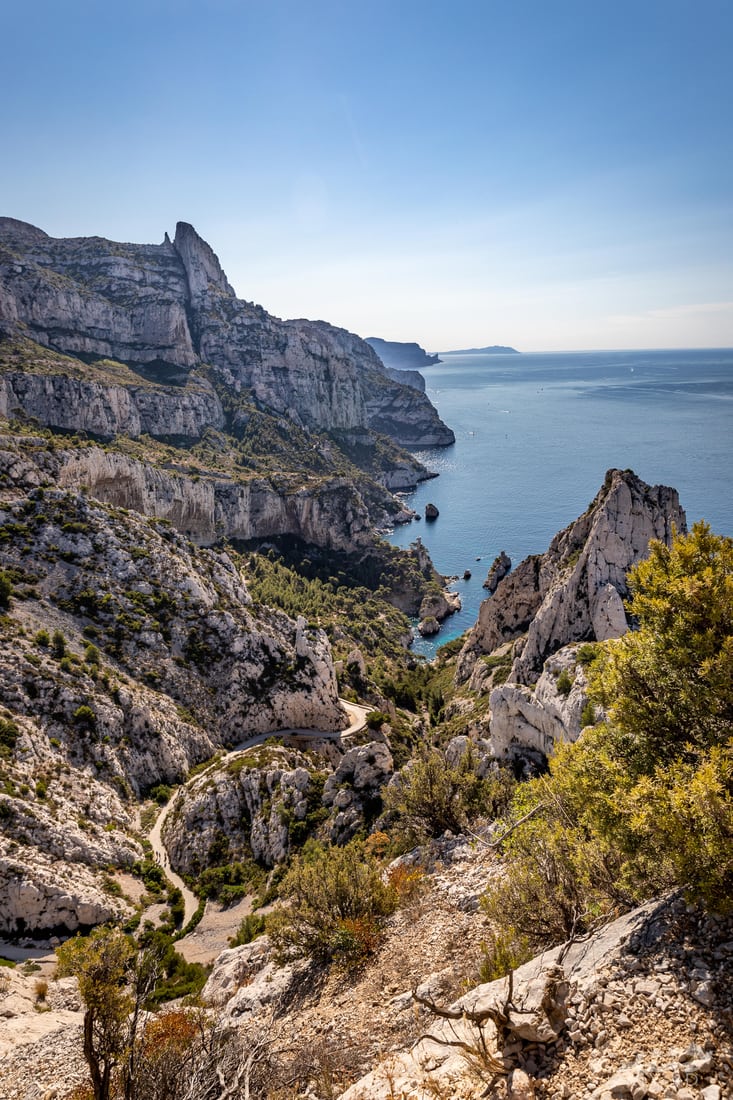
[161,739,392,874]
[0,358,224,443]
[456,469,686,686]
[0,218,454,448]
[0,435,375,551]
[486,643,593,760]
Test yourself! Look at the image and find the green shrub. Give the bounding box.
[478,925,533,984]
[133,858,167,898]
[0,571,12,610]
[34,629,50,648]
[149,784,172,805]
[0,719,19,759]
[383,745,513,844]
[228,912,267,948]
[576,643,599,666]
[555,668,574,696]
[51,630,66,659]
[72,704,96,729]
[268,841,397,964]
[365,710,390,730]
[580,701,596,728]
[167,886,185,928]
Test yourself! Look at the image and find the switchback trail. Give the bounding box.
[148,700,369,926]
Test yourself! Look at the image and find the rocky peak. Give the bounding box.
[0,217,454,448]
[0,216,50,247]
[173,220,235,306]
[457,468,686,684]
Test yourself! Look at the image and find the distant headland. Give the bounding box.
[365,337,441,370]
[441,344,519,355]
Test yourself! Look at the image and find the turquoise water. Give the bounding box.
[386,348,733,656]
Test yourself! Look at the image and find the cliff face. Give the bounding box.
[457,469,687,685]
[0,218,197,369]
[0,364,224,443]
[0,218,454,447]
[0,439,374,551]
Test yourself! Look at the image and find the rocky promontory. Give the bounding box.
[365,337,440,374]
[457,469,686,686]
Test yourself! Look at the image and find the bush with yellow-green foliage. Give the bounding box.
[268,840,399,965]
[481,523,733,973]
[383,744,514,846]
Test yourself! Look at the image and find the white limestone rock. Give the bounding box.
[322,741,394,844]
[488,644,592,760]
[162,745,323,872]
[457,469,686,685]
[203,936,271,1008]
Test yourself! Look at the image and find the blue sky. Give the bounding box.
[2,0,732,351]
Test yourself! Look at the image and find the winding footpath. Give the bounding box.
[148,700,370,926]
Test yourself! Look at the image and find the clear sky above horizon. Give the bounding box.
[2,0,732,352]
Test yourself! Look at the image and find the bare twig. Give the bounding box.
[466,802,547,850]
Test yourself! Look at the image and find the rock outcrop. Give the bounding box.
[457,469,686,685]
[486,644,593,760]
[162,745,325,873]
[383,367,426,393]
[0,436,374,551]
[484,549,511,591]
[0,362,224,444]
[322,741,394,844]
[162,738,393,873]
[337,896,733,1100]
[0,218,454,448]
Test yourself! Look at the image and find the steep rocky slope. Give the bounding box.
[336,892,732,1100]
[5,847,729,1100]
[0,481,344,934]
[0,218,454,448]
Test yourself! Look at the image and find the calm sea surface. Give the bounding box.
[385,348,733,656]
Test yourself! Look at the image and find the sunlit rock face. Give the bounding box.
[457,468,686,686]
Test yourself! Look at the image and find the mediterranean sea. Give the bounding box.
[386,348,733,657]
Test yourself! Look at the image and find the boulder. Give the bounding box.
[425,502,439,521]
[418,616,440,636]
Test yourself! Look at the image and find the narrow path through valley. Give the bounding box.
[148,700,370,926]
